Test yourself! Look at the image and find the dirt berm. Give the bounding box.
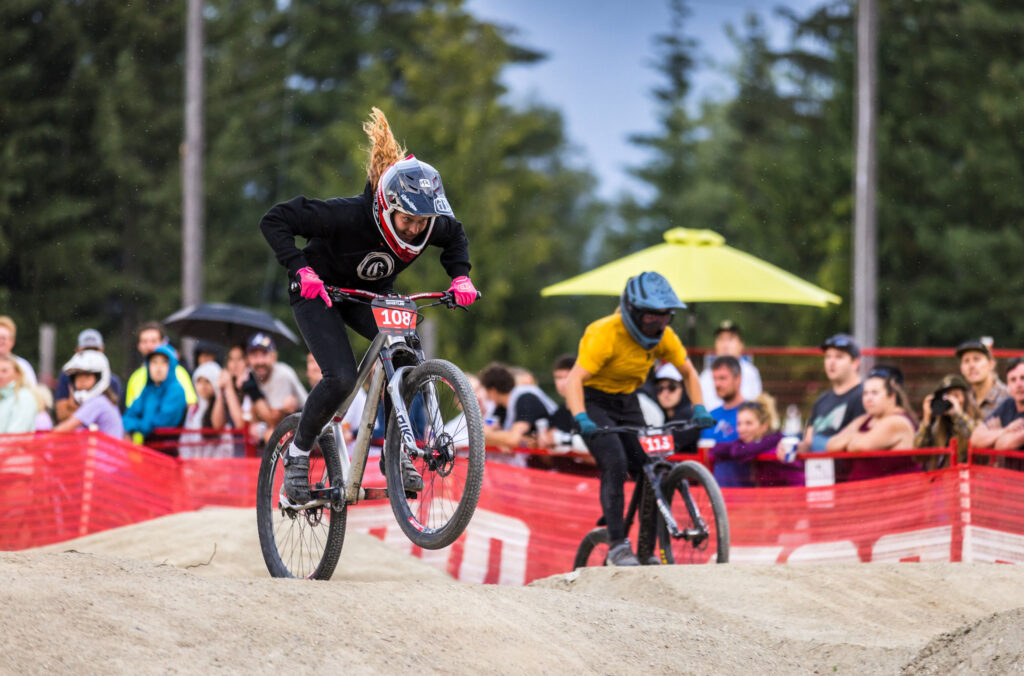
[0,507,1020,674]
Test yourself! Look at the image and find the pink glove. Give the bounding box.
[297,267,332,307]
[449,276,477,306]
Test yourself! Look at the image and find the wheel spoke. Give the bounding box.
[257,415,347,579]
[386,361,484,549]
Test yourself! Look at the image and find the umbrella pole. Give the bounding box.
[686,303,698,350]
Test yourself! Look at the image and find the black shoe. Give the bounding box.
[381,451,424,493]
[605,539,640,566]
[282,452,311,504]
[400,452,424,493]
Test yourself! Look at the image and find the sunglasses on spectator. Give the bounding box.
[823,336,852,348]
[867,366,904,386]
[656,382,681,393]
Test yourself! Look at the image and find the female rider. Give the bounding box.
[260,108,477,504]
[826,368,918,480]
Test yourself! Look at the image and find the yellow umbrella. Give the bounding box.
[541,227,841,306]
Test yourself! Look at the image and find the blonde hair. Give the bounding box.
[32,384,53,413]
[0,354,25,390]
[0,315,16,340]
[362,107,407,190]
[738,394,779,432]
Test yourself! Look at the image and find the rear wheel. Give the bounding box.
[573,528,610,568]
[659,460,729,564]
[256,413,346,579]
[385,359,485,549]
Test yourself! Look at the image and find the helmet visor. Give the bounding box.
[639,310,674,337]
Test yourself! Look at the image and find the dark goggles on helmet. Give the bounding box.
[638,310,675,336]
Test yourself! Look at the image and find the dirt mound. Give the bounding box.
[901,606,1024,675]
[2,510,1022,674]
[37,506,447,581]
[536,563,1024,674]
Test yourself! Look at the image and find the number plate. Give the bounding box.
[371,298,418,335]
[639,434,674,454]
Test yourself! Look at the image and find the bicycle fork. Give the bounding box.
[642,464,710,545]
[385,365,451,470]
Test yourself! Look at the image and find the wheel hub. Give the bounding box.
[425,431,456,476]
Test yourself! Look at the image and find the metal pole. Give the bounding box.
[853,0,878,350]
[182,0,204,310]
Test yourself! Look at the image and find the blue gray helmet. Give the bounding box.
[619,272,686,349]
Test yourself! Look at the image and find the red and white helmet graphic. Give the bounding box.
[373,155,454,262]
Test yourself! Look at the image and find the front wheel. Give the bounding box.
[659,460,729,564]
[256,413,347,579]
[385,359,485,549]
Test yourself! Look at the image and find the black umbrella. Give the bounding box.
[163,303,300,348]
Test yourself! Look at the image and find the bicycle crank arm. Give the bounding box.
[278,486,342,512]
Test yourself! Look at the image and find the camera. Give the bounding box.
[931,393,952,417]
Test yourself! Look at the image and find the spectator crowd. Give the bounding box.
[1,312,1022,482]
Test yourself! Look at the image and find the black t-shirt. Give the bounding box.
[808,383,865,438]
[989,398,1024,427]
[496,392,550,433]
[550,405,574,433]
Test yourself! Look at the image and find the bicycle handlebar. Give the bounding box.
[594,419,712,437]
[288,281,481,308]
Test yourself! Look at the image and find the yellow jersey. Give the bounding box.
[575,311,689,394]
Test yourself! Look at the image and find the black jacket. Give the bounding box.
[260,182,471,293]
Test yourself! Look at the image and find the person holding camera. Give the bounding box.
[914,374,981,468]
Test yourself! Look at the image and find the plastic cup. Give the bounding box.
[780,436,799,463]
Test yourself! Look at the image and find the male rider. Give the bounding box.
[564,272,714,566]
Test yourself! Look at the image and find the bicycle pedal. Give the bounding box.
[309,486,340,501]
[404,490,419,499]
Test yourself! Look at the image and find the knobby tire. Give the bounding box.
[573,527,610,568]
[385,359,485,549]
[659,460,730,564]
[257,413,347,579]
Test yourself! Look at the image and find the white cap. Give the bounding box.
[654,363,682,382]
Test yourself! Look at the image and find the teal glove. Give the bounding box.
[574,412,598,439]
[692,404,715,429]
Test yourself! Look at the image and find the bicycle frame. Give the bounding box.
[330,331,427,505]
[300,285,455,507]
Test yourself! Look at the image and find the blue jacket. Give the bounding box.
[122,345,188,439]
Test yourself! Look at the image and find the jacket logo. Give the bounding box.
[357,252,395,280]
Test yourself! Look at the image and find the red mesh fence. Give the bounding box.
[3,432,1024,582]
[0,432,181,550]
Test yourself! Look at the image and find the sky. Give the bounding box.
[465,0,825,200]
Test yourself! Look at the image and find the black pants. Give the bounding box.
[291,294,379,450]
[583,387,649,543]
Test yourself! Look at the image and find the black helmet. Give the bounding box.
[619,272,686,349]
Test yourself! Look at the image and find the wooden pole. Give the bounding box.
[182,0,204,365]
[853,0,878,353]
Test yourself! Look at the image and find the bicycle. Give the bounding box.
[256,284,485,579]
[573,420,730,567]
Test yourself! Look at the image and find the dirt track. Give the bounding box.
[1,507,1021,674]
